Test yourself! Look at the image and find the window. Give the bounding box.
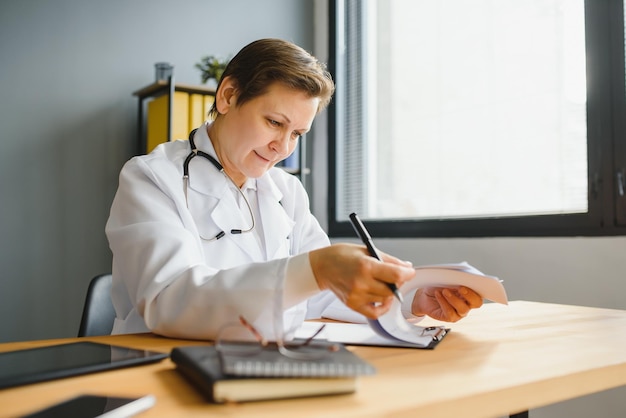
[328,0,626,237]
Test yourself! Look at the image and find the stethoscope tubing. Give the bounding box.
[183,129,255,240]
[183,128,223,175]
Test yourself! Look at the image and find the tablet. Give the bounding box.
[0,341,168,389]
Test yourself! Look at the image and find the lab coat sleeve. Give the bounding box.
[106,154,321,340]
[267,167,333,312]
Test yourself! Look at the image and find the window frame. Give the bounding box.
[327,0,626,238]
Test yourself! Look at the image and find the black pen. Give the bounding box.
[348,212,404,303]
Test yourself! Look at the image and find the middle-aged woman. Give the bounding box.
[106,38,483,341]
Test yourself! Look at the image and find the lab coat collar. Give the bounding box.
[186,123,295,260]
[193,121,216,154]
[185,123,229,197]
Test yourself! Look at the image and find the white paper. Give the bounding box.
[297,262,508,348]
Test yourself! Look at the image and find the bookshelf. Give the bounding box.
[133,78,216,154]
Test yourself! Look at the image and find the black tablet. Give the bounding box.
[23,394,156,418]
[0,341,168,389]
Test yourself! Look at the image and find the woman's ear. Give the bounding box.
[215,76,237,115]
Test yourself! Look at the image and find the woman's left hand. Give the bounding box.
[411,286,483,322]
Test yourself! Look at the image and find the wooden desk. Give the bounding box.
[1,301,625,418]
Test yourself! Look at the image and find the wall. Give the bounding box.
[0,0,313,342]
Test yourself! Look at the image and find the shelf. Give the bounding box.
[133,81,215,99]
[133,77,216,154]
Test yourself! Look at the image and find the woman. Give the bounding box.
[106,38,482,340]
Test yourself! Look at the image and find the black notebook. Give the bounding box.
[171,342,375,403]
[219,340,376,378]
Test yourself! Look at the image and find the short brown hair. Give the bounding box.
[209,38,335,118]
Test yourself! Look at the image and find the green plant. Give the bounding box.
[195,55,230,84]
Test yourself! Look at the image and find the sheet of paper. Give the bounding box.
[297,262,508,348]
[406,263,508,305]
[372,262,507,345]
[295,322,434,348]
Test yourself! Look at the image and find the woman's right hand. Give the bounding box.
[308,243,415,319]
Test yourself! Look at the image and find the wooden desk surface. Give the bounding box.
[1,301,626,418]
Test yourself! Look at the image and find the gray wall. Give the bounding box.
[0,0,313,342]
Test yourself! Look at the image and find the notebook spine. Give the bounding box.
[171,348,220,402]
[227,361,372,377]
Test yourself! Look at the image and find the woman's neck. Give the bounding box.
[206,121,247,188]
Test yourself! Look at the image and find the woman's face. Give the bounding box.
[210,79,319,187]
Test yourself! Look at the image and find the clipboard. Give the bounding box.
[297,322,449,349]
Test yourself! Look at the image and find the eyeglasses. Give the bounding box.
[216,315,339,360]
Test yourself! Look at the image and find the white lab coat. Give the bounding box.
[106,123,348,340]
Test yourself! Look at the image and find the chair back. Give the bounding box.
[78,273,115,337]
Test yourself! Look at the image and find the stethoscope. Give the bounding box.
[183,129,255,241]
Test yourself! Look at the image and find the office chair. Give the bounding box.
[77,273,116,337]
